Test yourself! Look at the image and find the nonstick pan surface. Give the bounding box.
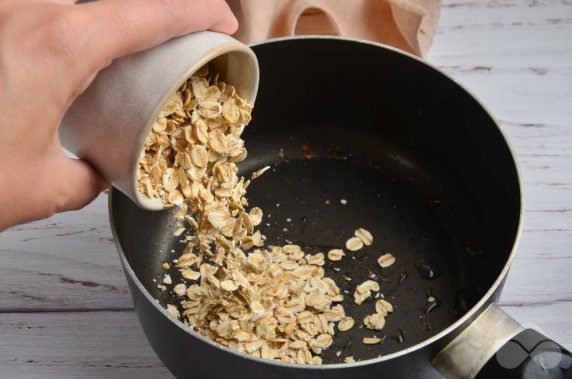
[113,37,520,365]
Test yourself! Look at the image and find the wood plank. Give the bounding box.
[0,196,132,311]
[502,256,572,304]
[0,311,170,378]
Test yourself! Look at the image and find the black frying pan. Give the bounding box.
[110,37,571,378]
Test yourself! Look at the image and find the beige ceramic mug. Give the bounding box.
[60,31,259,210]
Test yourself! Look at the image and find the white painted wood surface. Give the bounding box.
[0,0,570,377]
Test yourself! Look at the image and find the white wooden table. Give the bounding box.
[1,1,570,377]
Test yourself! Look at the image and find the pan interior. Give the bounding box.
[111,38,520,364]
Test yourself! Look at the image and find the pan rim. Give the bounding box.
[109,35,524,370]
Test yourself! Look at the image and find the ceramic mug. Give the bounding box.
[60,31,259,210]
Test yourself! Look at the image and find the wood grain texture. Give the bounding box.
[0,311,169,379]
[0,196,131,312]
[0,0,570,375]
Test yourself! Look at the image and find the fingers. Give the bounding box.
[0,154,106,229]
[53,156,108,213]
[37,0,238,103]
[78,0,238,70]
[4,0,75,4]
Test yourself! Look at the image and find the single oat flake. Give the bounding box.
[377,253,396,268]
[363,313,386,331]
[327,249,345,262]
[362,337,383,345]
[354,280,380,305]
[375,299,394,315]
[345,236,364,252]
[337,316,355,332]
[354,228,373,246]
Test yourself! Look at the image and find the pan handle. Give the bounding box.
[432,304,571,379]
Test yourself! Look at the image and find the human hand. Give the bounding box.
[0,0,238,231]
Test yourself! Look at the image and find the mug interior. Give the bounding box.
[133,47,259,210]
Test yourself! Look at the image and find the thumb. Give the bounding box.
[54,157,108,213]
[210,2,239,35]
